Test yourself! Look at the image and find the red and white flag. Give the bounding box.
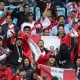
[40,65,75,80]
[20,28,78,63]
[28,36,60,61]
[19,32,60,62]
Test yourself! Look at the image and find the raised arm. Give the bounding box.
[36,0,44,9]
[11,4,23,19]
[52,3,58,19]
[42,7,48,18]
[0,54,7,61]
[7,37,14,51]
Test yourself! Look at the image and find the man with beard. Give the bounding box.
[37,40,49,56]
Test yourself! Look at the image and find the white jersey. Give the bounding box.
[21,21,35,31]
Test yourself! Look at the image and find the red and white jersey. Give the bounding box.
[0,11,6,25]
[66,2,78,11]
[41,50,46,56]
[31,29,43,36]
[21,21,36,31]
[31,22,43,36]
[40,17,57,31]
[68,16,78,24]
[40,17,51,29]
[66,2,80,18]
[77,7,80,18]
[7,24,15,38]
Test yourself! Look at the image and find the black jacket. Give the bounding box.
[24,66,34,80]
[7,37,23,66]
[2,23,19,39]
[11,8,30,29]
[56,38,74,69]
[43,48,49,54]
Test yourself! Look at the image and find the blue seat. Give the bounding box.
[30,6,34,14]
[57,7,65,16]
[4,5,17,12]
[67,9,70,16]
[35,7,41,21]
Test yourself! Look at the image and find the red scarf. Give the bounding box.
[47,18,58,31]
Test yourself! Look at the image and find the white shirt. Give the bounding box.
[21,21,35,31]
[31,29,43,36]
[40,17,51,29]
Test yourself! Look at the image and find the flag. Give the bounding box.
[19,32,60,62]
[40,65,75,80]
[73,24,80,56]
[27,36,60,61]
[11,74,21,80]
[36,51,53,65]
[38,36,60,50]
[19,32,41,62]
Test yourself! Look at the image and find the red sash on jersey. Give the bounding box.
[77,8,80,18]
[72,3,78,11]
[47,19,58,31]
[0,13,6,25]
[72,2,80,18]
[8,24,15,35]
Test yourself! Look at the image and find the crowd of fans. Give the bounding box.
[0,0,80,80]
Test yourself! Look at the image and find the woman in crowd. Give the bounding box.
[57,24,66,39]
[21,57,34,80]
[46,54,58,67]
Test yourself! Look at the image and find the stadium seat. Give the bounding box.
[35,7,41,21]
[57,7,65,16]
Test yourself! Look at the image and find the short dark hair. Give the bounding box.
[23,4,29,8]
[22,57,31,66]
[16,37,22,41]
[77,56,80,60]
[23,26,31,31]
[57,24,64,29]
[70,10,77,13]
[0,1,4,4]
[37,40,44,44]
[6,14,13,21]
[58,15,65,21]
[52,76,58,80]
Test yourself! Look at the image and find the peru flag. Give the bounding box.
[19,31,61,62]
[40,65,75,80]
[26,36,60,61]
